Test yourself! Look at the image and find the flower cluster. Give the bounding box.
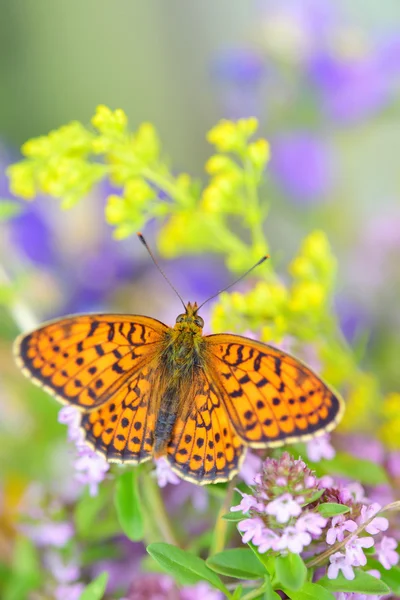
[58,406,109,496]
[233,452,398,584]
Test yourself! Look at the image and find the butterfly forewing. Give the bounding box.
[166,370,245,484]
[14,315,167,409]
[206,334,344,447]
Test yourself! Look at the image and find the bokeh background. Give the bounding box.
[1,1,400,598]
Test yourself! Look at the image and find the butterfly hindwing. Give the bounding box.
[166,370,245,484]
[206,334,344,447]
[14,315,167,409]
[81,364,157,463]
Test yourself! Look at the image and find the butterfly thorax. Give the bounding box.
[153,303,207,456]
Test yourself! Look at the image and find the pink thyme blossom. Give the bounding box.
[376,536,399,570]
[326,515,358,545]
[339,482,366,503]
[357,503,388,535]
[21,520,74,547]
[254,528,280,553]
[54,583,85,600]
[306,434,335,462]
[231,492,262,514]
[296,512,327,536]
[58,407,83,444]
[153,457,181,488]
[239,451,263,486]
[327,552,355,580]
[319,475,335,488]
[276,526,312,554]
[345,536,374,567]
[74,445,109,496]
[266,493,302,523]
[238,518,265,544]
[45,552,80,583]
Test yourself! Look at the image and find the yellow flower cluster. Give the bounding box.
[379,393,400,450]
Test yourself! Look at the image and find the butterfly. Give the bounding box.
[14,306,344,485]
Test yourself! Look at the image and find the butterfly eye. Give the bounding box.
[176,314,186,323]
[194,316,204,328]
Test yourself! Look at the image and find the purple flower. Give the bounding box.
[326,515,357,545]
[345,536,374,567]
[387,451,400,478]
[74,445,109,496]
[181,582,223,600]
[255,528,280,553]
[231,492,261,514]
[327,551,355,580]
[153,457,181,488]
[306,434,335,462]
[58,407,83,444]
[296,512,327,536]
[21,521,74,547]
[54,583,85,600]
[45,552,80,583]
[376,536,399,570]
[237,517,265,544]
[123,573,177,600]
[266,493,302,523]
[239,451,263,486]
[270,132,334,203]
[357,503,388,536]
[276,526,312,554]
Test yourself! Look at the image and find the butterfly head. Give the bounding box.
[175,302,204,332]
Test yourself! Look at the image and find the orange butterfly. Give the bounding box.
[14,238,344,485]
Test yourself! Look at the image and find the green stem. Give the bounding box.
[240,581,267,600]
[141,471,180,546]
[209,479,236,555]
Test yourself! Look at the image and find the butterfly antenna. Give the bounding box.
[137,233,187,310]
[197,255,269,312]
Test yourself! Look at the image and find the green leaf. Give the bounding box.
[317,503,351,517]
[222,511,244,522]
[318,571,390,595]
[275,554,307,591]
[367,558,400,593]
[313,452,388,486]
[0,199,22,221]
[263,574,281,600]
[3,537,42,600]
[147,543,229,595]
[232,584,243,600]
[79,572,108,600]
[114,469,144,541]
[284,582,335,600]
[302,488,325,506]
[207,548,267,579]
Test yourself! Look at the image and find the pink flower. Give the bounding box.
[239,451,263,486]
[339,482,366,503]
[54,583,85,600]
[266,493,301,523]
[21,521,74,547]
[254,528,280,553]
[74,445,109,496]
[276,526,311,554]
[238,518,265,544]
[153,457,181,488]
[345,536,374,567]
[376,536,399,570]
[45,553,80,583]
[296,512,327,536]
[58,407,83,444]
[326,515,358,545]
[357,503,388,535]
[306,434,335,462]
[327,552,355,580]
[181,582,223,600]
[231,492,261,514]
